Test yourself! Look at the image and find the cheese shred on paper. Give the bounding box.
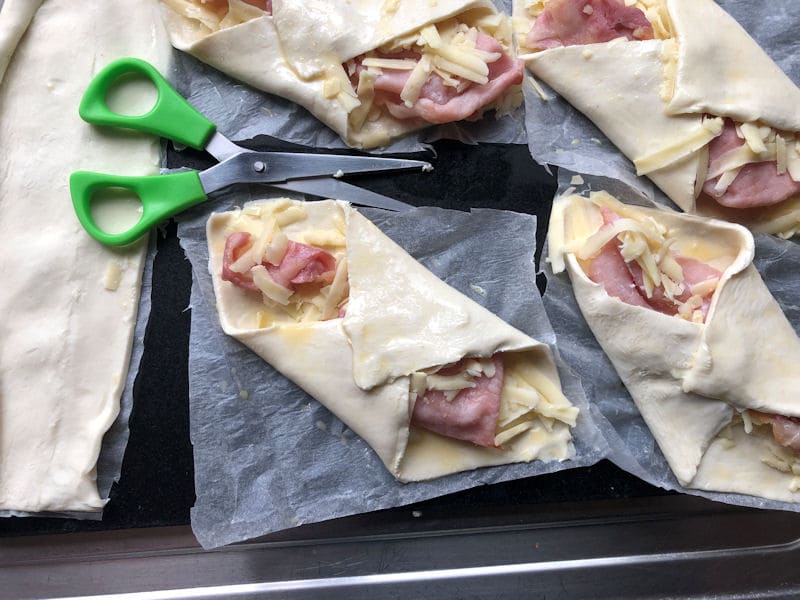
[207,199,578,481]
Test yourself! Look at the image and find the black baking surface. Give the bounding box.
[0,140,668,538]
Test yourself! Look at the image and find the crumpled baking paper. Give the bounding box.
[167,0,526,153]
[542,170,800,513]
[178,191,610,549]
[0,238,155,520]
[521,0,800,205]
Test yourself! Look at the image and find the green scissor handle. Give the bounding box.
[79,57,216,149]
[70,170,208,247]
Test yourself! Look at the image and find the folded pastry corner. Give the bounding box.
[517,0,800,238]
[161,0,524,148]
[549,189,800,500]
[207,199,579,481]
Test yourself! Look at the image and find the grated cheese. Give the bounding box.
[705,143,768,182]
[419,24,442,49]
[689,277,719,298]
[786,141,800,182]
[349,70,376,131]
[494,421,533,446]
[251,266,293,305]
[566,194,725,322]
[318,258,349,320]
[350,17,516,130]
[361,57,418,70]
[103,260,123,291]
[300,229,347,248]
[410,372,428,402]
[576,218,651,260]
[741,409,753,434]
[431,55,488,85]
[739,122,767,154]
[776,134,787,176]
[634,117,723,175]
[263,230,288,266]
[713,166,741,196]
[400,54,433,106]
[322,77,341,99]
[275,205,307,227]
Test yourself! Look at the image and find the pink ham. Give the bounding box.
[526,0,654,50]
[587,208,721,319]
[588,206,651,308]
[222,231,259,291]
[751,412,800,453]
[221,232,336,291]
[266,241,336,288]
[411,356,504,447]
[587,240,651,309]
[703,119,800,209]
[354,32,523,125]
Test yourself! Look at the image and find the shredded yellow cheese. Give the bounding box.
[634,117,723,175]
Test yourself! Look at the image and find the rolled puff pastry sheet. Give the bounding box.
[0,1,169,512]
[160,0,508,149]
[207,199,578,482]
[517,0,800,237]
[549,191,800,502]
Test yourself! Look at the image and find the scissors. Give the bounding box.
[70,58,430,246]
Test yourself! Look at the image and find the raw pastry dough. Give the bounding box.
[517,0,800,237]
[0,1,169,512]
[208,199,578,481]
[549,190,800,501]
[160,0,522,148]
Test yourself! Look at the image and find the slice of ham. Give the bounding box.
[703,120,800,209]
[587,208,721,319]
[222,231,259,291]
[221,232,336,291]
[411,356,504,447]
[587,240,652,309]
[526,0,654,50]
[750,411,800,453]
[266,240,336,288]
[354,32,523,125]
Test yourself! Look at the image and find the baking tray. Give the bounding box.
[1,142,799,599]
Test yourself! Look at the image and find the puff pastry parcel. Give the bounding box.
[549,190,800,501]
[162,0,524,148]
[516,0,800,237]
[207,199,578,481]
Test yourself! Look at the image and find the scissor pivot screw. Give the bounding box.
[253,161,267,173]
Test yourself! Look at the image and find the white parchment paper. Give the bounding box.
[521,0,800,205]
[542,170,800,513]
[178,191,610,549]
[168,1,526,152]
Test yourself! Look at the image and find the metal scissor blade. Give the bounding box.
[269,178,414,212]
[269,152,432,181]
[199,151,431,193]
[198,152,432,196]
